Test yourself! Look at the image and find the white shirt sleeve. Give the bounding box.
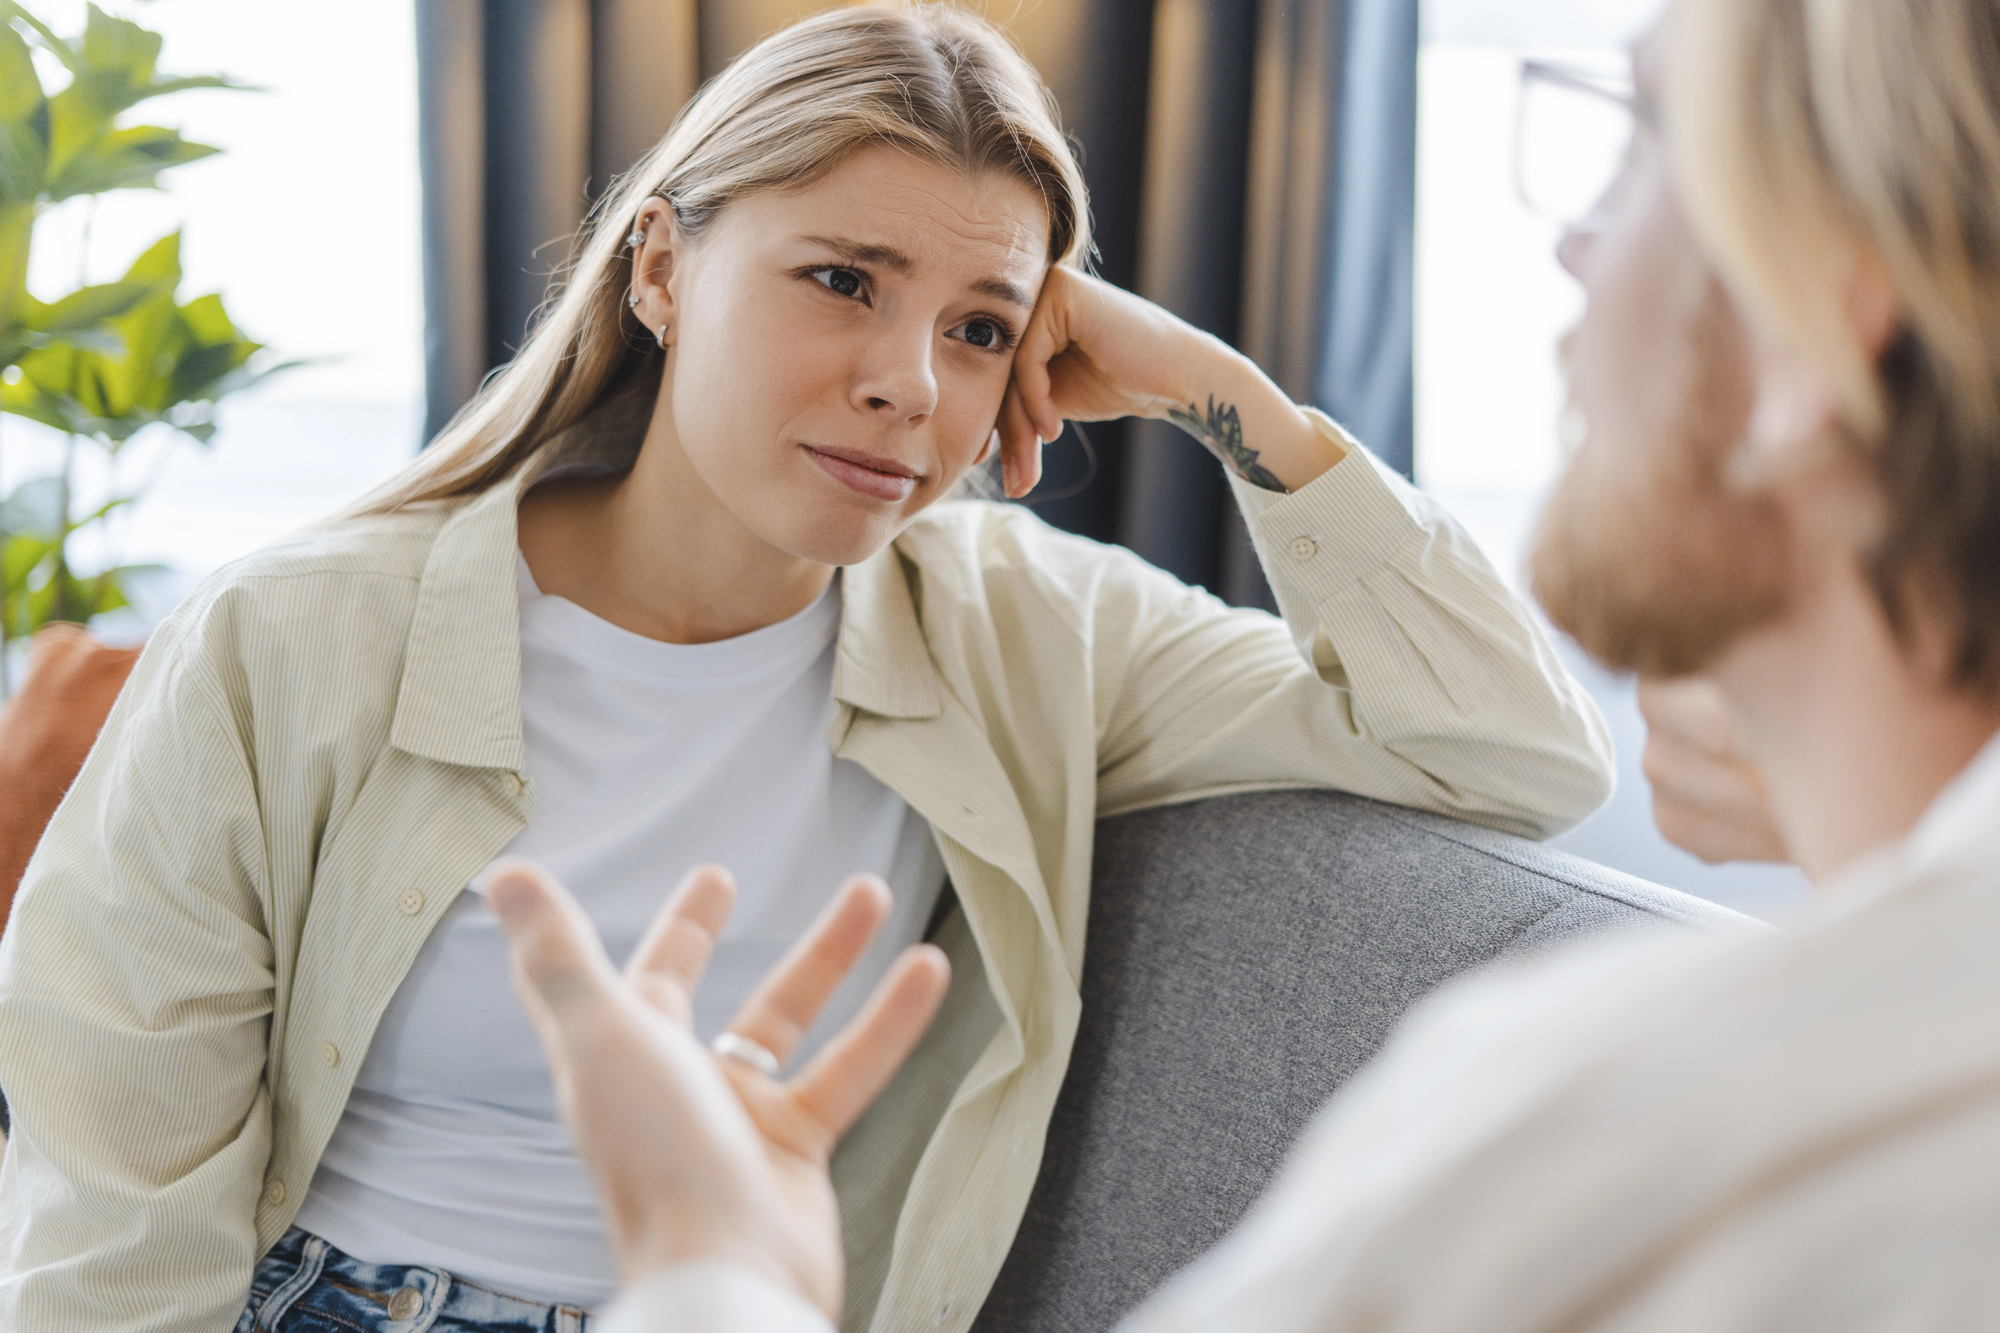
[596,1263,836,1333]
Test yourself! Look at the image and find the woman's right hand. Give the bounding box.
[997,266,1342,498]
[1637,677,1790,865]
[487,859,950,1321]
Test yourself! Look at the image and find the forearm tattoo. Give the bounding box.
[1166,396,1287,493]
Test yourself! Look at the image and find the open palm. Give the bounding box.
[487,859,951,1321]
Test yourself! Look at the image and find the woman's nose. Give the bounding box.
[853,323,938,424]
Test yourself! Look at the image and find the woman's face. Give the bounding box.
[636,145,1052,567]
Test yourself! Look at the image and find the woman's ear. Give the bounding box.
[630,200,683,348]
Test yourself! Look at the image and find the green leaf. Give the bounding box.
[41,3,244,188]
[5,3,78,73]
[0,376,72,430]
[0,23,48,209]
[0,199,31,330]
[79,4,161,85]
[2,529,57,596]
[25,278,154,332]
[168,336,256,403]
[121,229,181,286]
[85,569,128,618]
[0,17,46,122]
[42,122,219,200]
[180,290,235,343]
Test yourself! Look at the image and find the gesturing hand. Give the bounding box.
[487,859,951,1322]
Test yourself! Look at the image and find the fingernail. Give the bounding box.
[486,870,534,926]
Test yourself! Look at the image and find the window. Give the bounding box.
[4,0,423,621]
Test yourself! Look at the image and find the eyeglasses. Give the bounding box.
[1513,59,1658,229]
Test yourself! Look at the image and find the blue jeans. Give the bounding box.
[238,1228,593,1333]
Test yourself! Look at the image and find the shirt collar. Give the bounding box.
[1901,724,2000,878]
[1822,724,2000,909]
[389,388,942,769]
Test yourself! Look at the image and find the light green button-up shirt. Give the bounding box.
[0,402,1612,1333]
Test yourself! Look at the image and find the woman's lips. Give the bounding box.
[803,444,919,502]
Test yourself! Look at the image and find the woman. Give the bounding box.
[0,7,1611,1331]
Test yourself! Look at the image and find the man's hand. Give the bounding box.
[0,625,142,920]
[1637,677,1789,865]
[487,859,950,1322]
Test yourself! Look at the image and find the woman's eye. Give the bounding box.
[813,267,864,299]
[952,318,1013,352]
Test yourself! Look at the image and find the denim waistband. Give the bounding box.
[241,1227,592,1333]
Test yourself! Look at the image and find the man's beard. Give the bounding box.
[1530,291,1799,678]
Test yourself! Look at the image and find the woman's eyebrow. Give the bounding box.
[796,234,1033,309]
[799,235,913,272]
[970,276,1034,310]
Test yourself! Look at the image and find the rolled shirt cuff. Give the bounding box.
[1227,407,1430,662]
[1227,407,1427,594]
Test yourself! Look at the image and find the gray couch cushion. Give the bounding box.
[972,789,1754,1332]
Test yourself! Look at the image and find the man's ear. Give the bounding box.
[1731,252,1898,492]
[1734,346,1840,488]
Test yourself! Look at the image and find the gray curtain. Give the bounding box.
[416,0,1417,608]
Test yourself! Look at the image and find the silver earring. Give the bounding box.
[656,324,669,348]
[626,291,639,309]
[625,226,644,248]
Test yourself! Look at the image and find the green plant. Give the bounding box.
[1,1,281,694]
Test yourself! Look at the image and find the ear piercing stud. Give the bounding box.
[625,226,644,248]
[626,291,639,308]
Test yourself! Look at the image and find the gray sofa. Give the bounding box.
[972,789,1753,1332]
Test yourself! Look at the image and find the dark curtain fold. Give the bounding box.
[417,0,1418,606]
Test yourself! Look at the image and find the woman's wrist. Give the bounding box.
[1156,336,1346,493]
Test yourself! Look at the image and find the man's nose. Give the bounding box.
[1556,224,1597,280]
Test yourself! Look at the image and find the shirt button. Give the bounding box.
[321,1042,340,1068]
[263,1178,286,1206]
[1289,536,1319,561]
[508,772,525,795]
[398,889,425,916]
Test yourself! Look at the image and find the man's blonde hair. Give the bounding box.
[356,4,1088,515]
[1667,0,2000,687]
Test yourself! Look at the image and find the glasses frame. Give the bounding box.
[1512,58,1660,227]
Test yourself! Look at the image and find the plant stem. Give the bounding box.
[78,197,93,288]
[51,431,76,625]
[0,407,10,700]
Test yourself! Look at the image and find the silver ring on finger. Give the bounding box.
[710,1031,780,1078]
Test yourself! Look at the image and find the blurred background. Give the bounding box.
[0,0,1808,915]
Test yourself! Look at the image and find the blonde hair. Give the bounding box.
[1667,0,2000,687]
[357,4,1088,514]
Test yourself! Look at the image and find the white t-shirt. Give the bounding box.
[292,556,947,1308]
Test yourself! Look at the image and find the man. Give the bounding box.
[485,0,2000,1326]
